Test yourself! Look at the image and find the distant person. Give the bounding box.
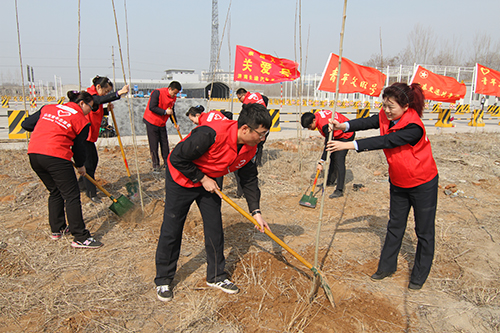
[21,91,103,248]
[143,81,182,173]
[83,76,129,203]
[155,103,271,302]
[480,95,486,111]
[326,82,438,290]
[236,88,269,167]
[300,110,354,198]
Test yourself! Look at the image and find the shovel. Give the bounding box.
[216,189,336,307]
[81,172,134,217]
[299,169,321,208]
[109,108,138,197]
[170,113,183,140]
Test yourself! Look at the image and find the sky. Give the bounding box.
[1,0,499,86]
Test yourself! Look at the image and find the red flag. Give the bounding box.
[474,63,500,97]
[410,65,466,102]
[233,45,300,84]
[317,53,386,97]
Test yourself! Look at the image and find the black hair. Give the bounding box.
[382,82,425,117]
[300,112,315,128]
[169,81,182,91]
[67,90,93,104]
[185,105,205,117]
[92,75,113,89]
[237,103,271,129]
[236,88,247,96]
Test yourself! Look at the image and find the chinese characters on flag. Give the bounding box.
[410,65,466,102]
[474,63,500,97]
[317,53,386,96]
[233,45,300,84]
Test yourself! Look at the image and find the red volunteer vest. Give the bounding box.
[168,117,257,188]
[315,110,353,139]
[28,102,90,161]
[143,88,177,127]
[379,108,438,188]
[85,85,105,143]
[243,92,266,106]
[198,110,227,126]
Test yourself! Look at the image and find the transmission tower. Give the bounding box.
[209,0,220,82]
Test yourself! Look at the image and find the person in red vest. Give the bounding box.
[326,82,438,290]
[83,76,129,202]
[21,91,103,248]
[155,103,272,302]
[143,81,182,173]
[301,110,355,198]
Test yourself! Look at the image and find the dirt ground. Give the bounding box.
[0,132,499,332]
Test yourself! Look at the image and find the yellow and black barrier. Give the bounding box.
[431,103,442,113]
[468,109,485,127]
[268,109,281,132]
[434,109,454,127]
[57,97,66,104]
[455,104,470,115]
[30,98,37,108]
[8,110,29,139]
[487,105,500,116]
[2,98,9,108]
[356,108,370,119]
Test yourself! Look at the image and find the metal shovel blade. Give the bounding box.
[109,195,135,216]
[299,192,317,208]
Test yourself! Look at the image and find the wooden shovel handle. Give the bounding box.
[311,169,321,194]
[216,189,313,270]
[170,114,183,140]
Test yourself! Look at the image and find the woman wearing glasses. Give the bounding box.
[82,76,129,203]
[326,82,438,290]
[22,91,103,248]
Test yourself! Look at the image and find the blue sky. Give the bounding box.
[1,0,499,85]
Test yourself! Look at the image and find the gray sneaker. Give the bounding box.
[206,279,239,294]
[156,285,173,301]
[71,237,103,249]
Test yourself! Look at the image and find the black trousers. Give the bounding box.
[326,134,355,191]
[155,167,226,286]
[81,141,98,198]
[377,174,439,285]
[29,154,91,242]
[145,120,169,169]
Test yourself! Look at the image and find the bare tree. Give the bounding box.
[406,23,436,64]
[468,32,500,68]
[432,36,463,66]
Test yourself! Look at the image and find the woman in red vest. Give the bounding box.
[21,91,102,248]
[83,76,129,202]
[327,82,438,290]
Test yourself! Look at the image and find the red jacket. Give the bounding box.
[168,118,257,188]
[85,85,104,142]
[28,102,90,161]
[243,92,266,106]
[198,110,227,125]
[143,88,177,127]
[379,108,438,188]
[315,110,353,139]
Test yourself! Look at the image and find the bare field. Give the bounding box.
[1,132,499,332]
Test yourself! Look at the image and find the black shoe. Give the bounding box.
[156,285,173,301]
[206,279,240,294]
[371,271,394,280]
[329,190,344,198]
[90,196,102,204]
[408,282,423,290]
[71,237,103,249]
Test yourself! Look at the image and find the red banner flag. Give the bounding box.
[474,63,500,97]
[233,45,300,84]
[317,53,386,97]
[410,65,466,102]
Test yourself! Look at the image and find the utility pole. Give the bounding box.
[208,0,220,82]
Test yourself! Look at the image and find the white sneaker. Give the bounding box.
[206,279,239,294]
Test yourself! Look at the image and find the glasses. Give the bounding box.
[249,127,269,138]
[84,102,94,109]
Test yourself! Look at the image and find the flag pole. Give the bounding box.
[309,0,348,303]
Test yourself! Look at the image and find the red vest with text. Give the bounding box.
[143,88,177,127]
[168,117,257,188]
[243,92,266,106]
[28,102,90,161]
[85,85,105,142]
[315,110,353,139]
[198,110,227,125]
[379,108,438,188]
